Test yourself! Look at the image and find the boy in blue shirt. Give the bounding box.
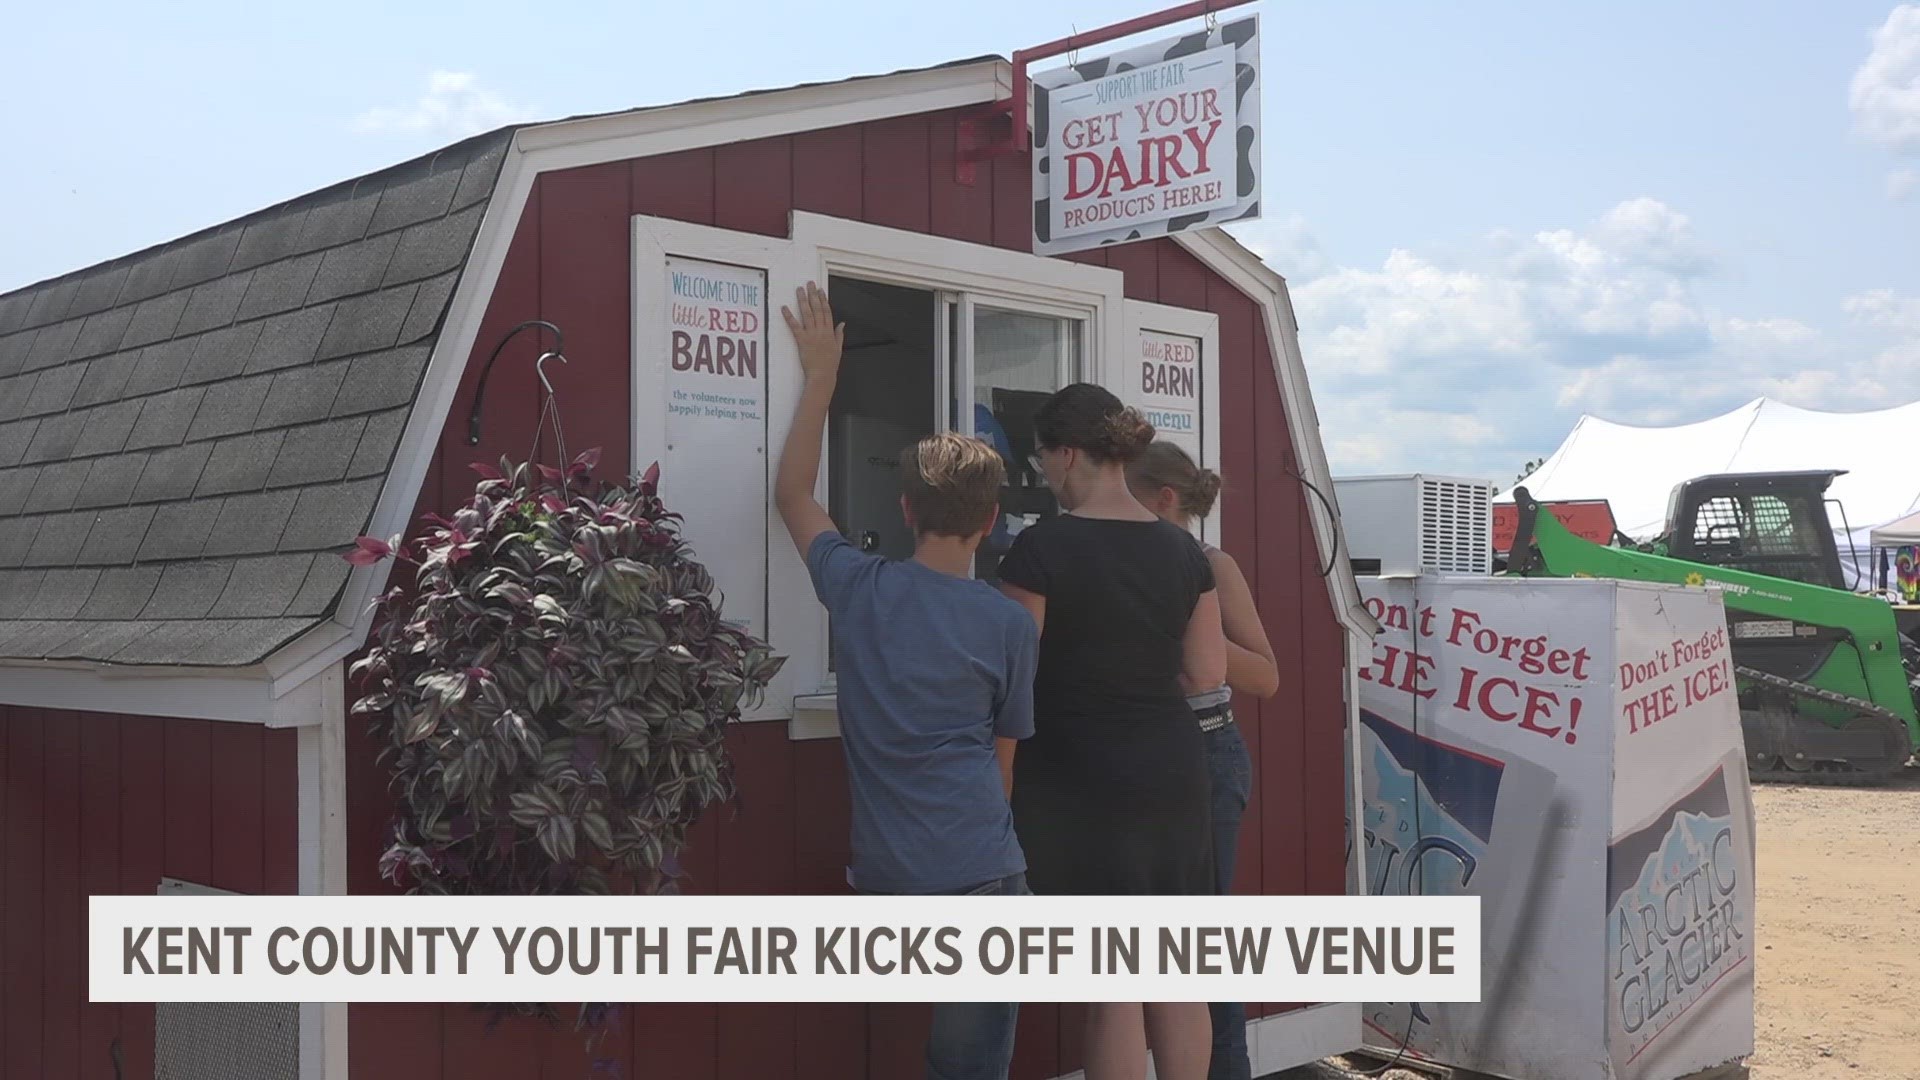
[774,281,1038,1080]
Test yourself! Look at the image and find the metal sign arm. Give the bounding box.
[958,0,1259,183]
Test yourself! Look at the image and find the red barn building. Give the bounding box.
[1,55,1376,1079]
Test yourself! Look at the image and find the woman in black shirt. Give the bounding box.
[996,383,1227,1080]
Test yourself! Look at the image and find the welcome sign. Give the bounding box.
[1031,16,1261,256]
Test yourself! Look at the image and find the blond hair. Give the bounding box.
[898,432,1006,538]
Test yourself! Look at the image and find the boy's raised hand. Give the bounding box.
[781,281,845,389]
[773,280,844,556]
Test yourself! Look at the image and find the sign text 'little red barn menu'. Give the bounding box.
[1031,15,1261,256]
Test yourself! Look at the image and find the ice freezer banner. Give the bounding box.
[1608,586,1757,1080]
[1349,576,1755,1080]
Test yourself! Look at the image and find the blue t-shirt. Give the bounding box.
[806,530,1038,893]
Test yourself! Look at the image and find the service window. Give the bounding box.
[821,283,1083,581]
[635,211,1221,719]
[955,300,1085,583]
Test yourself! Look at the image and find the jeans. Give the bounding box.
[859,871,1029,1080]
[1205,721,1254,1080]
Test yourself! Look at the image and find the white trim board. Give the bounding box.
[1172,228,1380,642]
[1046,1003,1358,1080]
[296,666,350,1080]
[0,658,334,727]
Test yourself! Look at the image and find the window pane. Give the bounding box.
[967,306,1083,583]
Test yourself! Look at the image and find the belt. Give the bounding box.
[1195,703,1234,732]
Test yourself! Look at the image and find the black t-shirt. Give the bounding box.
[995,513,1216,810]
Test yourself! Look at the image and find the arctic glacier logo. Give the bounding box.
[1608,806,1746,1052]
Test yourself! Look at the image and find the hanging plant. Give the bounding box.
[343,450,785,1052]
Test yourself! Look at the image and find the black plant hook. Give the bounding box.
[468,319,565,446]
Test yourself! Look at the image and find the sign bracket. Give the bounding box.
[956,0,1258,184]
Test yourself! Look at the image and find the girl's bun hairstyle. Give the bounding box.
[1127,440,1223,519]
[1034,383,1156,463]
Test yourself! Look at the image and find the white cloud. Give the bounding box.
[1226,213,1336,280]
[351,71,534,139]
[1850,6,1920,193]
[1283,200,1920,481]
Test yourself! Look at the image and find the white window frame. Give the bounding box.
[1121,299,1223,547]
[632,211,1128,734]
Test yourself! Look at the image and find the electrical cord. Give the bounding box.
[1288,466,1342,579]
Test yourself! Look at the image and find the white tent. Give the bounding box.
[1872,509,1920,548]
[1499,396,1920,590]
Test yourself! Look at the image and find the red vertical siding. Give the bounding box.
[78,716,122,1075]
[42,715,82,1079]
[117,716,165,1079]
[715,724,798,1080]
[790,739,865,1077]
[342,97,1344,1080]
[716,137,794,240]
[0,707,298,1080]
[862,117,932,234]
[5,712,47,1079]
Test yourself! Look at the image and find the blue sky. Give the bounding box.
[6,1,1918,483]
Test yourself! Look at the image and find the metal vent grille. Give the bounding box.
[154,878,299,1080]
[1417,478,1493,574]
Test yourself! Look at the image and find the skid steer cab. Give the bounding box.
[1493,470,1856,588]
[1652,470,1852,590]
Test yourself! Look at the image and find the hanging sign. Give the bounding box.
[660,256,769,637]
[1031,15,1261,256]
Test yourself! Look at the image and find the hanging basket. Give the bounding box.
[343,450,786,1047]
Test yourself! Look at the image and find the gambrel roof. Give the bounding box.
[0,131,511,665]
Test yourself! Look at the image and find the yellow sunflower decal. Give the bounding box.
[1685,571,1706,588]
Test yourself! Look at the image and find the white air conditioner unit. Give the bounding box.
[1333,474,1497,577]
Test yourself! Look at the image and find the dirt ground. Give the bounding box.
[1277,770,1920,1080]
[1742,770,1920,1079]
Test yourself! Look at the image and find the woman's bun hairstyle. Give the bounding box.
[1034,383,1156,463]
[1127,440,1223,519]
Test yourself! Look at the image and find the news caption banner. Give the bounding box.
[93,895,1478,1005]
[1030,14,1261,256]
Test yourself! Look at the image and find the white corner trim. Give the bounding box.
[1171,229,1381,641]
[0,657,333,726]
[513,60,1008,163]
[298,664,350,1080]
[1046,1002,1358,1080]
[1346,631,1369,898]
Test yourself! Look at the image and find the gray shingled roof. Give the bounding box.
[0,129,511,667]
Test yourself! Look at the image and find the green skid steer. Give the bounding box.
[1504,471,1920,784]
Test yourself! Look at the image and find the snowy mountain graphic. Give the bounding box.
[1350,709,1500,898]
[1607,768,1733,915]
[1611,810,1727,924]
